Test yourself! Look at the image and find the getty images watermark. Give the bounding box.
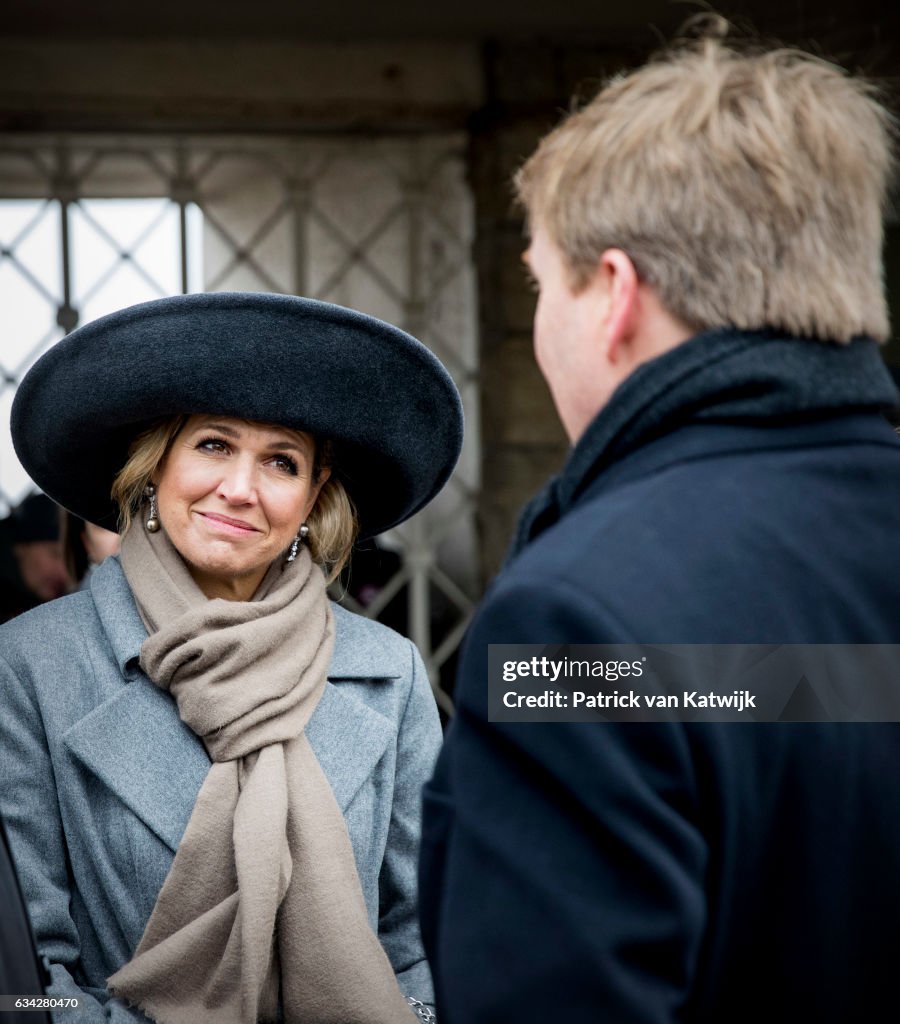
[488,645,900,723]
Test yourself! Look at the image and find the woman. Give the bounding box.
[0,292,463,1024]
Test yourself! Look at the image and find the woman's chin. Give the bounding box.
[181,552,271,599]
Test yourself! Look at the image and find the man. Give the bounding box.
[420,30,900,1023]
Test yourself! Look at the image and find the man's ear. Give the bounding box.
[597,248,641,364]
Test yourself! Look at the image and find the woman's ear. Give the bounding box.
[149,453,168,488]
[306,466,331,518]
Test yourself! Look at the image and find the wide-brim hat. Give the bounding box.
[11,292,463,539]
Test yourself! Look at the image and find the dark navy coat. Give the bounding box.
[420,330,900,1023]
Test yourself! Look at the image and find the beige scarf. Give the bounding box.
[108,523,414,1024]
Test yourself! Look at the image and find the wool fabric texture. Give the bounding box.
[108,523,414,1024]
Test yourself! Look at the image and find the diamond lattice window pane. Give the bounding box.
[11,204,62,306]
[1,200,63,436]
[71,199,180,319]
[198,155,292,294]
[0,259,59,373]
[78,258,168,326]
[0,199,47,244]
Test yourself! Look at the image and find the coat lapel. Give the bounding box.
[62,676,209,853]
[63,680,396,854]
[307,683,395,812]
[63,565,404,854]
[312,602,403,810]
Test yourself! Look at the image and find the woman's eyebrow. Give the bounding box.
[194,421,241,438]
[192,420,309,453]
[267,438,307,452]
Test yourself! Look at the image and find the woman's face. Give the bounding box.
[153,415,328,601]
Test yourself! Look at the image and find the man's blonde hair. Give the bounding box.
[516,29,896,342]
[111,416,357,583]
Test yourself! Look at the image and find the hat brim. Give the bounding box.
[11,292,463,540]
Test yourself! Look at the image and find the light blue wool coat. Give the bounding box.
[0,557,440,1022]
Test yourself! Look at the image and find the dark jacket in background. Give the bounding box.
[420,329,900,1024]
[0,815,50,1024]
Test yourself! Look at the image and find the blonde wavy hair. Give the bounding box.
[110,416,357,583]
[515,24,896,342]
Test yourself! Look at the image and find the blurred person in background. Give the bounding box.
[0,492,73,622]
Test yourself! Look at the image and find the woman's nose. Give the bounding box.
[216,458,257,503]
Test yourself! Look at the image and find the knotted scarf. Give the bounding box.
[109,523,414,1024]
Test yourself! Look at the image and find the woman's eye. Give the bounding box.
[271,454,298,475]
[197,437,229,454]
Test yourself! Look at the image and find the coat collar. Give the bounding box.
[509,328,898,559]
[89,556,404,680]
[63,557,402,853]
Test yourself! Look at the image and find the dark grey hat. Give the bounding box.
[11,292,463,539]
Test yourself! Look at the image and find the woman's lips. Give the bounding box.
[195,511,260,535]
